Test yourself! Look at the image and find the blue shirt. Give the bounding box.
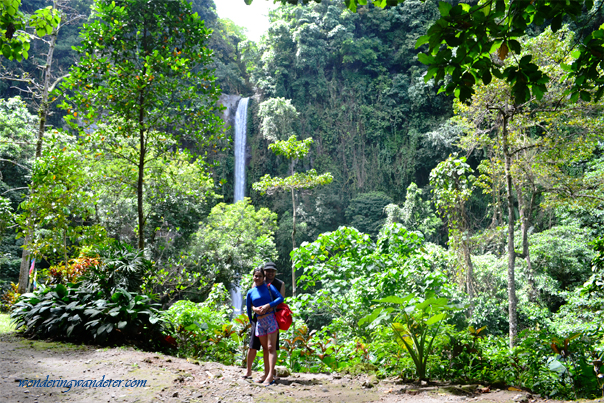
[246,283,284,322]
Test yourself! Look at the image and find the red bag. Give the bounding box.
[266,283,293,331]
[274,303,293,331]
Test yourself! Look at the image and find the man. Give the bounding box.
[242,261,285,380]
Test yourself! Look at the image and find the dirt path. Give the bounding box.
[0,331,590,403]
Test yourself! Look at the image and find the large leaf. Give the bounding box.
[426,313,446,325]
[374,295,414,305]
[55,284,68,298]
[358,307,383,326]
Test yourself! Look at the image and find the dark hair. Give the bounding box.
[253,265,265,278]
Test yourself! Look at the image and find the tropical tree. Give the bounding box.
[454,27,604,346]
[384,182,442,243]
[188,198,278,287]
[2,0,86,294]
[257,97,298,142]
[17,134,104,274]
[430,155,477,313]
[60,0,224,250]
[82,120,216,258]
[253,135,333,296]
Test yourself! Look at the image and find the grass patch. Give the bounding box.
[0,313,14,334]
[20,339,89,352]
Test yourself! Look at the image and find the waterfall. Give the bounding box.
[230,97,249,316]
[233,97,249,202]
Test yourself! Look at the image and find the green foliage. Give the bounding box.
[0,0,60,60]
[84,243,152,298]
[61,0,224,249]
[17,134,105,267]
[0,196,12,234]
[530,224,595,306]
[254,169,334,195]
[253,135,333,196]
[430,155,476,215]
[269,135,313,161]
[584,237,604,298]
[163,284,250,364]
[0,96,36,161]
[11,282,164,346]
[246,0,451,220]
[11,240,164,346]
[345,191,392,238]
[82,121,216,258]
[188,198,278,286]
[258,97,299,142]
[292,224,456,336]
[384,182,442,243]
[412,0,604,104]
[361,294,460,380]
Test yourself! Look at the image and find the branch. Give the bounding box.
[0,158,31,171]
[48,73,70,93]
[2,187,28,195]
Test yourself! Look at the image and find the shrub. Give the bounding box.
[163,283,250,365]
[84,242,152,297]
[11,283,165,346]
[10,242,165,347]
[43,256,100,285]
[1,282,19,312]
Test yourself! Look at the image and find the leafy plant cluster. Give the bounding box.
[10,243,165,347]
[162,283,251,365]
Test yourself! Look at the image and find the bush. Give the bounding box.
[85,242,152,296]
[430,326,604,399]
[11,283,165,347]
[1,282,19,312]
[42,256,100,285]
[10,242,165,347]
[163,283,250,365]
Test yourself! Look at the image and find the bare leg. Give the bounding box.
[263,331,278,385]
[258,335,269,382]
[245,348,256,377]
[262,346,269,378]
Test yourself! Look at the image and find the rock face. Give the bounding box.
[275,366,291,377]
[219,94,242,129]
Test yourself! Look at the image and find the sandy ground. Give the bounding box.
[1,331,601,403]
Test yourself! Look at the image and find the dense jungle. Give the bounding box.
[0,0,604,401]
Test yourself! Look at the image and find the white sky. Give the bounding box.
[214,0,279,42]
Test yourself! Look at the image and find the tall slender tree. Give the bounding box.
[253,135,333,296]
[61,0,223,250]
[1,0,83,294]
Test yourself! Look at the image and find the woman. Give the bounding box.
[246,265,283,386]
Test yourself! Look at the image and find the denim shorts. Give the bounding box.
[255,312,278,337]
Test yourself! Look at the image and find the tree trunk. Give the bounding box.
[517,181,535,300]
[17,247,30,294]
[137,109,146,250]
[18,16,61,294]
[502,113,518,348]
[463,237,475,315]
[291,187,296,297]
[64,227,68,272]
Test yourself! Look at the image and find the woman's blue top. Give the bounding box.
[246,283,284,322]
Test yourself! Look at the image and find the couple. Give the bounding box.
[243,262,285,386]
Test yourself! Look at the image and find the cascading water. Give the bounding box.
[230,97,249,316]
